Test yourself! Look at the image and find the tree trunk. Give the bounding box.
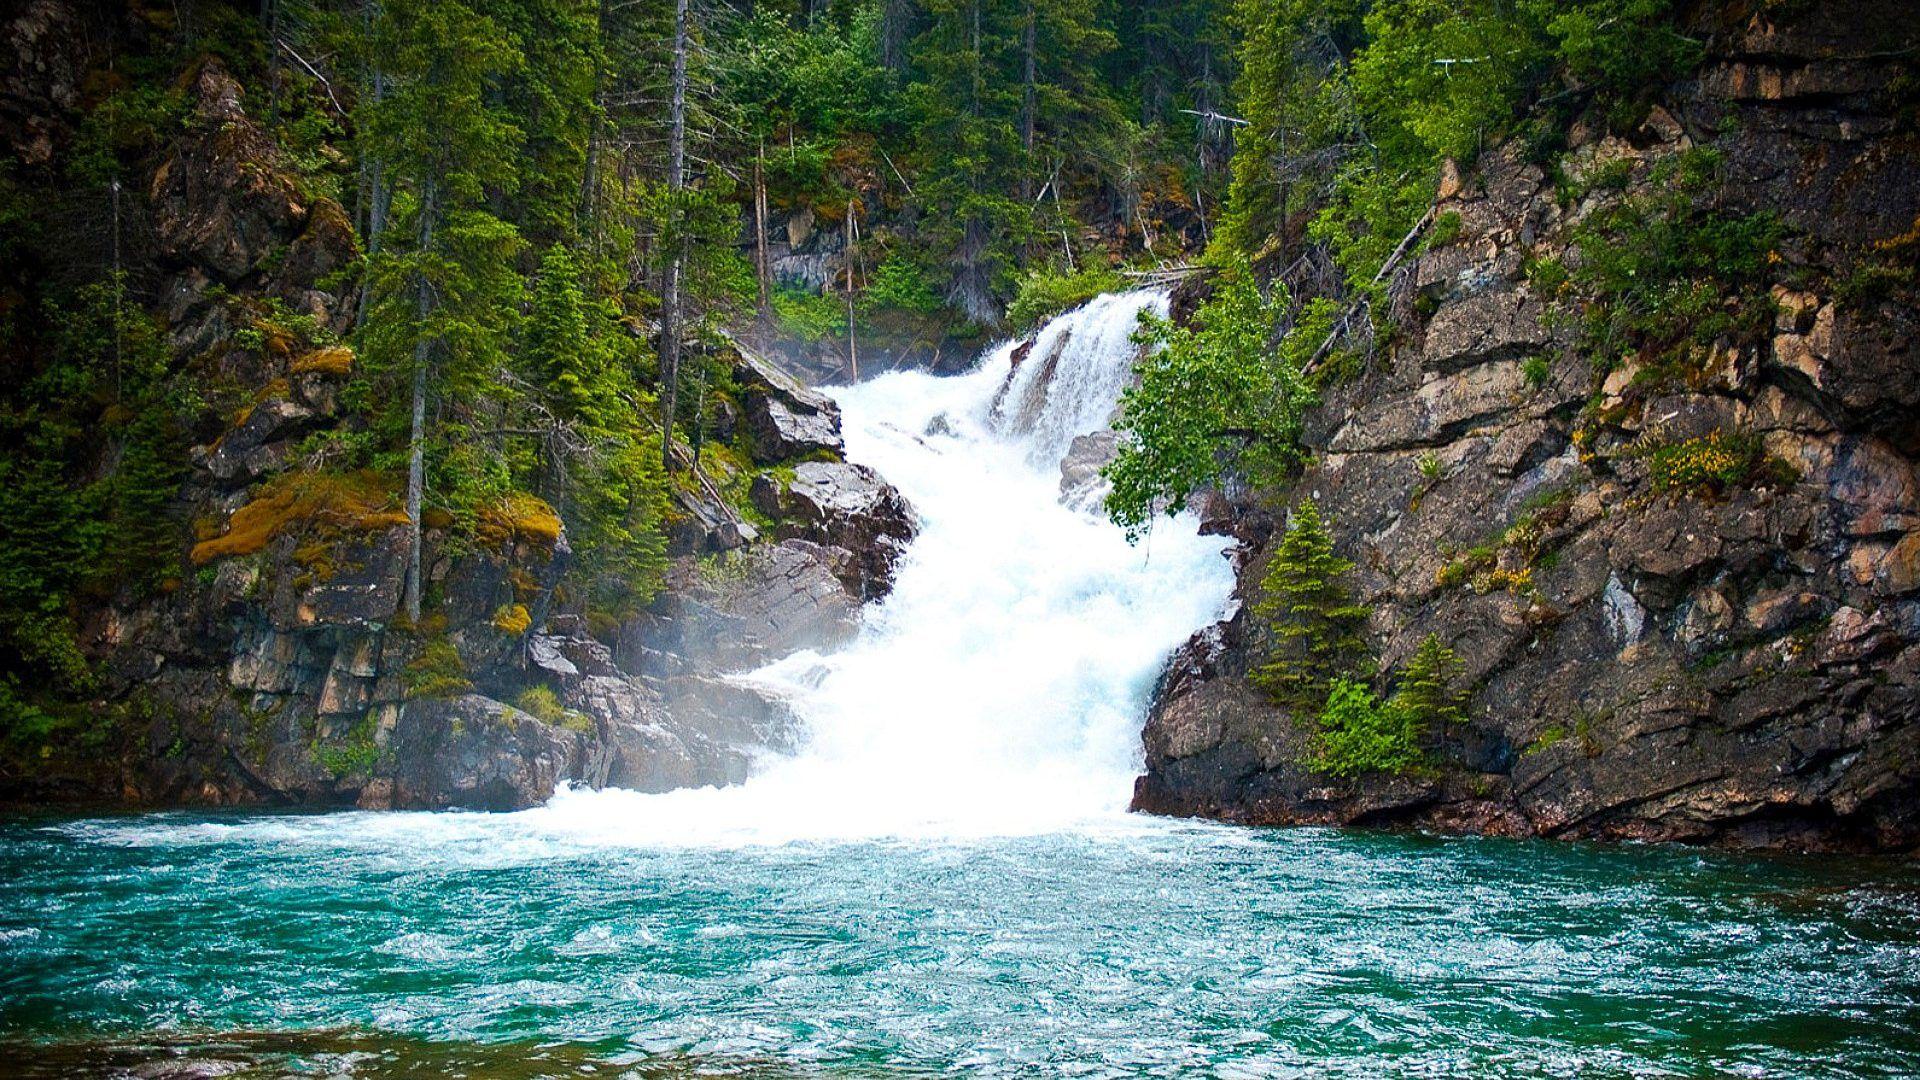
[845,205,858,381]
[354,2,389,333]
[404,179,437,624]
[581,0,611,250]
[879,0,912,78]
[754,141,770,318]
[658,0,690,473]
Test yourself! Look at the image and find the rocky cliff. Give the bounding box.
[0,50,917,812]
[1135,3,1920,852]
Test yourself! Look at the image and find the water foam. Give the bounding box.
[546,288,1234,844]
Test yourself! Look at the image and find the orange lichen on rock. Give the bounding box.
[191,470,411,565]
[290,345,354,377]
[477,493,564,550]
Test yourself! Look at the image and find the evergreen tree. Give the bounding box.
[1307,633,1464,778]
[525,245,608,424]
[356,0,527,619]
[1217,0,1362,258]
[488,0,603,245]
[1249,500,1371,709]
[1393,632,1466,734]
[907,0,1028,325]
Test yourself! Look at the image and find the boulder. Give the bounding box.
[667,482,759,555]
[751,462,917,600]
[622,539,861,682]
[1421,289,1548,372]
[1059,430,1121,510]
[731,342,845,463]
[149,60,308,282]
[374,694,590,811]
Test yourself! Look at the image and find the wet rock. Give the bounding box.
[625,539,861,678]
[375,694,590,811]
[751,462,916,600]
[732,341,845,463]
[667,484,759,556]
[1058,430,1120,510]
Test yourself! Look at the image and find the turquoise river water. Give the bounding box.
[2,809,1919,1077]
[4,296,1918,1076]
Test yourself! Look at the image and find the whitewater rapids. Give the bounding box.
[118,291,1236,849]
[513,289,1234,844]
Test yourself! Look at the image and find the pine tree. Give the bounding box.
[1250,500,1371,709]
[526,245,603,424]
[356,0,527,620]
[1217,0,1363,258]
[1392,632,1465,734]
[907,0,1027,325]
[488,0,603,245]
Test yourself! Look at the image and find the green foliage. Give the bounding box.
[1423,211,1463,250]
[1564,149,1783,378]
[1394,633,1467,732]
[515,685,594,732]
[1006,263,1124,331]
[1644,430,1791,495]
[1216,0,1700,324]
[905,1,1032,324]
[518,246,670,617]
[1308,634,1463,778]
[0,272,188,736]
[1522,354,1552,388]
[1104,261,1314,540]
[405,638,473,699]
[313,715,381,778]
[1217,0,1363,257]
[1310,678,1424,779]
[1249,501,1371,709]
[860,254,945,316]
[771,286,850,344]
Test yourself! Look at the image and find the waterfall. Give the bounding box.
[533,291,1236,844]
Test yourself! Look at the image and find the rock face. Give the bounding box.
[733,340,846,463]
[752,462,918,600]
[0,51,912,814]
[1136,4,1920,853]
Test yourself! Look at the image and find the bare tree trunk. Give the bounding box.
[845,205,858,381]
[581,0,610,251]
[404,179,437,624]
[355,0,388,334]
[263,0,282,126]
[754,140,770,318]
[658,0,690,473]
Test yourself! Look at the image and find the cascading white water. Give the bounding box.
[529,290,1236,844]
